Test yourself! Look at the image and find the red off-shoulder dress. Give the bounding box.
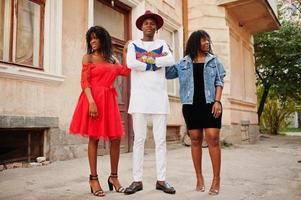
[69,62,131,140]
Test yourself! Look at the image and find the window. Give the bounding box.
[0,0,45,69]
[0,0,63,84]
[160,26,180,97]
[94,0,127,40]
[94,0,131,103]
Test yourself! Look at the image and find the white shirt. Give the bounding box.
[126,39,174,114]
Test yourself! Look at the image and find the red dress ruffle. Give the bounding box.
[69,62,130,140]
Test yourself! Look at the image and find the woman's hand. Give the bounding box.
[212,101,222,118]
[89,101,99,118]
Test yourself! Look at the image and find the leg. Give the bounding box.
[205,128,221,195]
[88,137,104,196]
[124,113,146,195]
[88,137,99,176]
[189,129,205,191]
[132,113,148,182]
[152,114,176,194]
[152,114,167,182]
[108,138,124,192]
[110,139,120,175]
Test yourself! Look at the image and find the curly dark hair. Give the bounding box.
[86,26,112,62]
[185,30,213,61]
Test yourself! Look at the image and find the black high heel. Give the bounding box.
[107,173,125,193]
[89,174,105,197]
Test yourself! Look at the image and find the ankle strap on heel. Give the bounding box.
[90,174,99,180]
[110,173,118,178]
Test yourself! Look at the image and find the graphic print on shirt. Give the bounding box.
[133,44,163,63]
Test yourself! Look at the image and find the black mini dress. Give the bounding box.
[182,63,222,130]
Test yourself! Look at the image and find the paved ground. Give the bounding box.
[0,134,301,200]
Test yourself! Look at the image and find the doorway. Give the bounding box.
[94,0,132,154]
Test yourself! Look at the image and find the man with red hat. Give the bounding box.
[124,10,176,195]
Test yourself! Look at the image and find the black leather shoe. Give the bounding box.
[124,181,143,195]
[156,181,176,194]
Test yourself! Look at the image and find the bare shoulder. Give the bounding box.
[82,54,91,64]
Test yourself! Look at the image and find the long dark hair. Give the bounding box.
[86,26,112,62]
[185,30,213,61]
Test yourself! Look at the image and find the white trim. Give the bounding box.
[33,5,40,67]
[88,0,94,28]
[177,26,183,58]
[167,80,177,96]
[129,0,145,39]
[0,63,64,85]
[158,16,182,97]
[43,0,50,72]
[12,0,17,63]
[54,0,63,75]
[119,0,141,7]
[3,0,10,61]
[228,97,256,108]
[44,0,63,75]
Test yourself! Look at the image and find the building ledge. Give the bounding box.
[218,0,280,34]
[0,115,59,128]
[228,97,257,108]
[0,63,65,85]
[168,95,181,102]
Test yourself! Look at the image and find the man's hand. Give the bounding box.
[146,63,161,71]
[161,52,168,56]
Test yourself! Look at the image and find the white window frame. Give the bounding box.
[0,0,64,85]
[158,14,183,97]
[2,0,42,65]
[2,0,11,61]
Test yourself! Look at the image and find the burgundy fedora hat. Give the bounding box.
[136,10,164,31]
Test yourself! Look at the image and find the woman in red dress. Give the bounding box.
[69,26,130,197]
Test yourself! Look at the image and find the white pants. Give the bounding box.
[132,113,167,181]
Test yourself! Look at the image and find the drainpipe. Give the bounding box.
[182,0,188,53]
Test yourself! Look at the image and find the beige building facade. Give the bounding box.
[184,0,279,143]
[0,0,279,162]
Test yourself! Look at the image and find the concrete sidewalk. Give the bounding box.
[0,135,301,200]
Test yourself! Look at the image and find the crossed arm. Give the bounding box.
[126,41,174,72]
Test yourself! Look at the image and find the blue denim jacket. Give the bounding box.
[165,54,226,104]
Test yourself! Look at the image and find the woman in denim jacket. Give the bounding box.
[166,30,226,195]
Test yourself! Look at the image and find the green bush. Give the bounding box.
[260,96,296,135]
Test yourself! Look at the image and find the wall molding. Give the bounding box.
[228,97,256,108]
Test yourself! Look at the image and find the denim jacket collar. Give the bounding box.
[183,53,216,65]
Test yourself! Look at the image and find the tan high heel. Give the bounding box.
[208,177,220,195]
[196,176,205,192]
[196,185,205,192]
[89,174,105,197]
